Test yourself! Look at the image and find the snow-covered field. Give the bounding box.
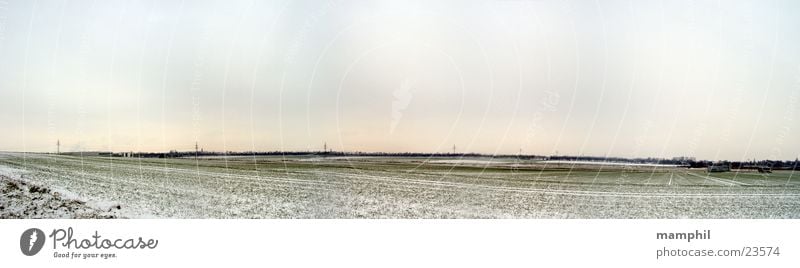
[541,160,681,167]
[0,174,120,219]
[0,152,798,218]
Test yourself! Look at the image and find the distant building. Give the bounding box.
[757,166,772,173]
[707,163,731,173]
[672,156,696,162]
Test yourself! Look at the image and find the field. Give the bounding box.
[1,152,799,218]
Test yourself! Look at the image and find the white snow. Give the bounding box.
[427,159,512,165]
[542,160,680,167]
[1,153,797,219]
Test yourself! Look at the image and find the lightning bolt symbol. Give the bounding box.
[29,231,37,251]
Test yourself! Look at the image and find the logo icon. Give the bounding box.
[20,228,45,256]
[390,78,415,134]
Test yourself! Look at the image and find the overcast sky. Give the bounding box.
[0,0,799,161]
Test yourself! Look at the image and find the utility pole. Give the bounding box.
[195,141,199,159]
[324,142,327,153]
[56,139,60,154]
[453,144,456,155]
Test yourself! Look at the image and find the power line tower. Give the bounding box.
[56,139,60,154]
[324,142,327,153]
[195,141,199,159]
[452,144,456,155]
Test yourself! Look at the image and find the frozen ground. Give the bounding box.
[426,159,514,165]
[541,160,681,167]
[0,152,798,219]
[0,174,120,219]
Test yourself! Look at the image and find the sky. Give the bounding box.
[0,0,799,161]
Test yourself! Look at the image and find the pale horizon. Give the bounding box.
[1,0,800,162]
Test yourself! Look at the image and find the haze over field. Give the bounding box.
[0,0,799,161]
